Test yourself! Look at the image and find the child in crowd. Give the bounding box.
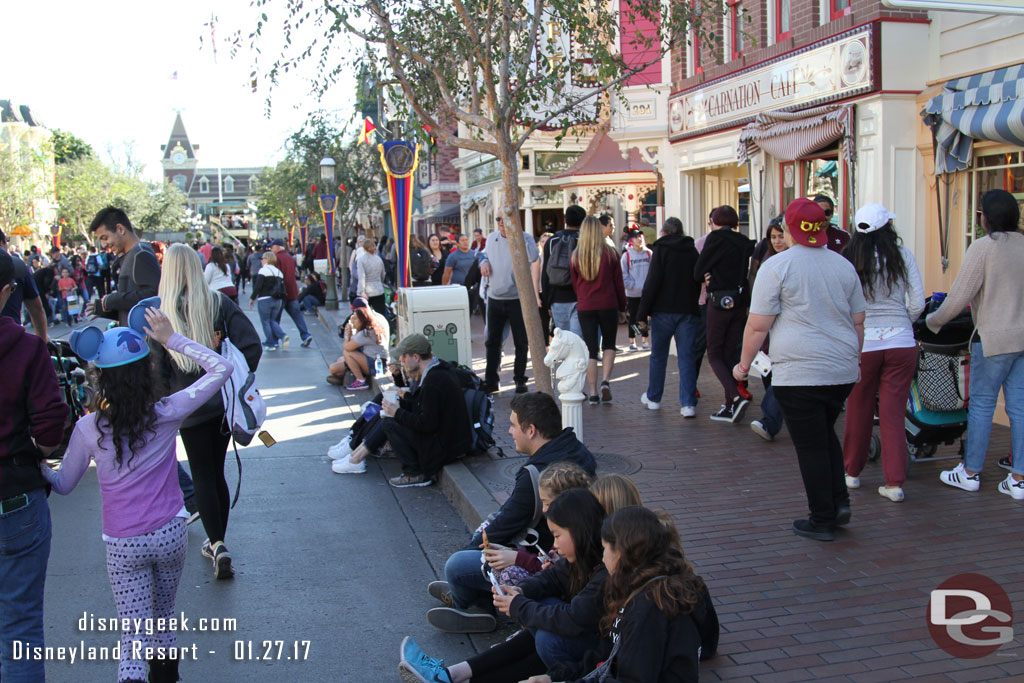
[590,473,643,515]
[621,229,652,351]
[40,309,233,683]
[400,488,609,683]
[482,461,593,585]
[537,506,720,683]
[57,267,77,324]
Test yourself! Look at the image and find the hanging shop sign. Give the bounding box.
[535,151,583,176]
[465,158,502,187]
[669,26,875,140]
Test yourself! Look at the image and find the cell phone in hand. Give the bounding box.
[488,571,506,596]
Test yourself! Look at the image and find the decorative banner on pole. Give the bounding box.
[287,224,295,249]
[298,215,309,254]
[318,195,338,275]
[378,141,420,288]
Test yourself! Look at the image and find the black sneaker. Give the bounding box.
[514,381,528,394]
[588,395,599,406]
[482,382,500,395]
[710,404,734,422]
[389,473,434,488]
[792,519,834,542]
[730,397,749,423]
[835,505,851,527]
[600,381,612,404]
[999,455,1013,471]
[301,335,313,348]
[426,607,497,634]
[212,541,234,579]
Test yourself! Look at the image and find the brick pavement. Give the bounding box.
[470,316,1021,681]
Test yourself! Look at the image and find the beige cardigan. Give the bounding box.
[926,232,1024,357]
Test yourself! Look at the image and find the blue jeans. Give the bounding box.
[550,302,582,338]
[760,380,784,436]
[444,550,492,610]
[527,597,602,667]
[965,342,1024,476]
[300,295,320,312]
[279,299,311,341]
[0,488,50,682]
[646,312,700,406]
[257,298,286,346]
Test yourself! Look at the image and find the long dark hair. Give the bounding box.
[845,224,907,300]
[600,506,705,634]
[545,488,606,597]
[210,246,228,275]
[95,357,162,469]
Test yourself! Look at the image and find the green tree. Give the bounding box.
[243,0,721,393]
[51,129,94,164]
[0,133,52,235]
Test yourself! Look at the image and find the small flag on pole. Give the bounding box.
[357,117,377,145]
[339,183,347,193]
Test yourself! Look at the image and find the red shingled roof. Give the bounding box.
[551,126,656,179]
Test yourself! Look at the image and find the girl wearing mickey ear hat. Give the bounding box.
[40,308,233,683]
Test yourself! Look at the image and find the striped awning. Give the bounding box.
[737,105,855,163]
[922,63,1024,175]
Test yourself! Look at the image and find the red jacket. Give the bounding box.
[570,249,626,312]
[274,249,300,300]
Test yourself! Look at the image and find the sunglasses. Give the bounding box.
[823,209,834,217]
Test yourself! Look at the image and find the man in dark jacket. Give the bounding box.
[85,207,161,327]
[638,217,702,417]
[426,391,597,634]
[0,249,67,681]
[542,205,586,337]
[379,333,471,487]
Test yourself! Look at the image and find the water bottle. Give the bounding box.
[375,356,385,378]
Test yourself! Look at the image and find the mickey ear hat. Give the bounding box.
[127,296,161,335]
[70,326,150,368]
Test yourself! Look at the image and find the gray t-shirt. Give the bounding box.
[481,231,538,300]
[445,249,478,285]
[749,244,866,387]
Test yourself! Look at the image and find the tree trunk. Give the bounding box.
[497,136,553,396]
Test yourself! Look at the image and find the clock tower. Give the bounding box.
[160,112,199,194]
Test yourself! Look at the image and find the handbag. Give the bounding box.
[917,348,970,412]
[708,288,742,311]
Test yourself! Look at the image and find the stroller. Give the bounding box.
[868,299,973,467]
[48,339,95,459]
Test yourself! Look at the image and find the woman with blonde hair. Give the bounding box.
[570,216,626,405]
[155,243,262,579]
[357,237,388,318]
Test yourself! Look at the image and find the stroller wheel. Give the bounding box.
[920,443,938,458]
[867,434,881,462]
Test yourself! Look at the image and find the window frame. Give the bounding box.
[830,0,852,22]
[199,177,209,194]
[729,0,744,61]
[776,0,792,42]
[224,176,235,194]
[691,0,704,75]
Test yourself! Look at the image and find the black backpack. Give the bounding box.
[545,230,579,287]
[439,359,497,456]
[86,254,100,276]
[410,248,432,282]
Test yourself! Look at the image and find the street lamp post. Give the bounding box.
[297,195,309,259]
[318,157,339,311]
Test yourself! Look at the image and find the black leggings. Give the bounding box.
[578,308,619,360]
[179,416,232,544]
[367,294,388,320]
[625,297,648,340]
[466,630,545,683]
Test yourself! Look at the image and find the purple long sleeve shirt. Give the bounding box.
[41,334,233,538]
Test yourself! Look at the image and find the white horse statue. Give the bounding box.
[543,328,589,399]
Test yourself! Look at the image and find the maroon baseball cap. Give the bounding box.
[784,198,828,247]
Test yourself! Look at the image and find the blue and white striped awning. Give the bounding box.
[922,63,1024,174]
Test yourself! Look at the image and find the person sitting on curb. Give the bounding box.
[326,297,389,390]
[331,333,470,488]
[424,391,597,634]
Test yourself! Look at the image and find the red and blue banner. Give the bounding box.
[319,195,338,275]
[378,141,419,288]
[298,215,309,254]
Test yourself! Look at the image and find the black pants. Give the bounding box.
[179,416,232,544]
[485,298,529,386]
[692,303,707,379]
[467,630,545,683]
[367,294,388,320]
[705,305,746,403]
[364,418,435,477]
[625,297,648,340]
[578,308,618,360]
[538,305,551,346]
[773,384,854,527]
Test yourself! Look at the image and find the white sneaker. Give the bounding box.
[939,462,980,492]
[641,341,649,350]
[998,474,1024,500]
[281,335,290,350]
[750,420,773,441]
[640,393,661,410]
[332,456,366,474]
[328,439,352,460]
[878,485,905,502]
[845,474,860,489]
[680,406,696,418]
[629,343,638,352]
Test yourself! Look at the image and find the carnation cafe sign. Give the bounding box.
[669,29,872,138]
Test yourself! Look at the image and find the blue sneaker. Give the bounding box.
[398,636,451,683]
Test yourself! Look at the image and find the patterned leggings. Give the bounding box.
[105,517,187,682]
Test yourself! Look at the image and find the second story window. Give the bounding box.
[224,176,235,193]
[830,0,852,20]
[199,177,209,194]
[691,0,703,75]
[172,175,186,192]
[730,0,744,61]
[776,0,791,42]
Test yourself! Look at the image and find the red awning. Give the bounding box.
[737,105,855,163]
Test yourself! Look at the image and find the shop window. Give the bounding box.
[172,175,186,192]
[776,0,791,42]
[802,157,843,227]
[729,0,744,61]
[968,150,1024,248]
[640,190,658,226]
[780,162,796,216]
[830,0,851,21]
[691,0,703,75]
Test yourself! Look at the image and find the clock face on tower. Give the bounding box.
[172,151,185,165]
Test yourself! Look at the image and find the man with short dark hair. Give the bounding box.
[813,195,850,253]
[0,248,67,680]
[425,390,596,633]
[269,239,313,347]
[85,207,161,327]
[0,231,48,341]
[543,205,586,337]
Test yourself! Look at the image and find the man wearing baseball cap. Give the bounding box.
[733,198,866,542]
[333,333,471,487]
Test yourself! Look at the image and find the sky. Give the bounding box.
[1,0,356,182]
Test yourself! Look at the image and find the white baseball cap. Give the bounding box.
[854,203,896,233]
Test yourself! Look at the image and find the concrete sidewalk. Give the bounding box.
[322,298,1022,682]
